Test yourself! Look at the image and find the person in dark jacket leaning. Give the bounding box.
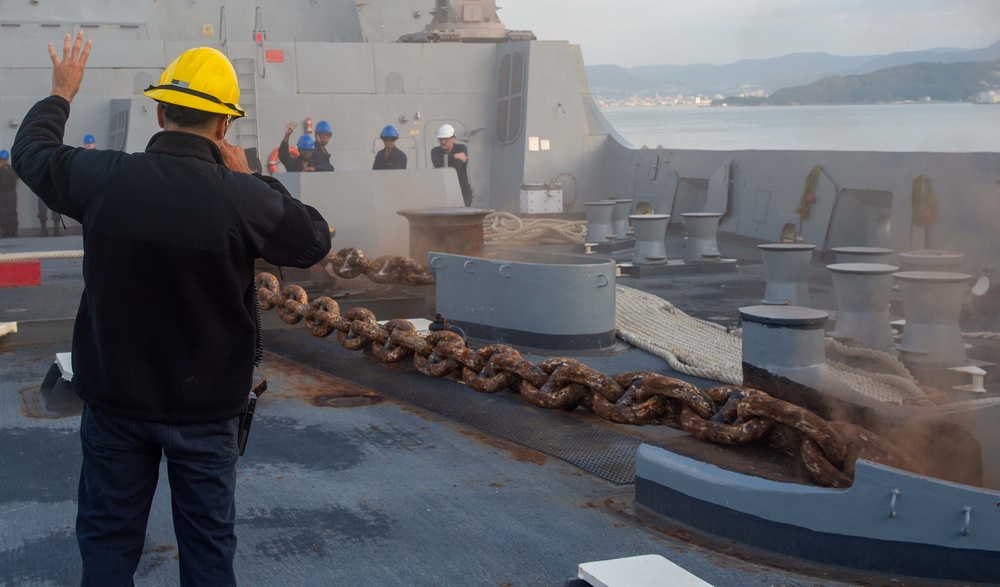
[372,124,407,170]
[431,123,472,206]
[0,150,18,237]
[12,33,331,587]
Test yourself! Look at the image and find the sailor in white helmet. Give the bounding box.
[430,123,472,206]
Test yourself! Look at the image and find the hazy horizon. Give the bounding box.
[497,0,1000,68]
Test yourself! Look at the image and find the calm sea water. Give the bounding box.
[600,103,1000,153]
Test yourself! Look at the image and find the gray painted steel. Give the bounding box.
[826,262,899,349]
[3,2,1000,583]
[740,305,829,369]
[894,270,973,364]
[635,443,1000,582]
[758,243,817,306]
[3,0,998,290]
[281,169,464,258]
[636,443,1000,552]
[431,249,616,349]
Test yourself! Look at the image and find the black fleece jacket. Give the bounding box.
[13,96,332,423]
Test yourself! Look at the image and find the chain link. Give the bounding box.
[326,247,435,286]
[256,272,925,488]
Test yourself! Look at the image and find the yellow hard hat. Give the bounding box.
[143,47,245,118]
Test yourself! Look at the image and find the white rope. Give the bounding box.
[825,360,930,405]
[824,338,915,381]
[0,250,84,262]
[615,285,744,385]
[615,285,928,404]
[484,212,586,246]
[962,331,1000,341]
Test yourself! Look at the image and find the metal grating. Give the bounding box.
[265,331,640,485]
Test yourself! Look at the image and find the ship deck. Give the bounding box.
[2,232,996,587]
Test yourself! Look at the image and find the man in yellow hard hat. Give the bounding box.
[12,33,331,586]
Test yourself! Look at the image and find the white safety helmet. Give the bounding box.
[436,123,456,139]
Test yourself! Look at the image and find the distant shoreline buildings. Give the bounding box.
[974,90,1000,104]
[593,90,762,108]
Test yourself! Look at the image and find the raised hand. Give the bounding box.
[49,31,92,103]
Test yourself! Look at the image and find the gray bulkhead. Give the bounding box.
[598,134,1000,276]
[0,0,616,235]
[2,0,998,282]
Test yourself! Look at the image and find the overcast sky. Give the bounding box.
[495,0,1000,67]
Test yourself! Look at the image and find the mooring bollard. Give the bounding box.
[630,214,670,265]
[826,263,899,349]
[682,212,722,263]
[758,243,817,307]
[894,270,972,364]
[397,207,495,263]
[740,305,829,370]
[610,199,634,239]
[831,246,894,265]
[583,201,616,244]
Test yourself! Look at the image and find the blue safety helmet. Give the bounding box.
[84,134,95,144]
[0,149,8,160]
[296,134,315,150]
[380,125,399,140]
[315,120,332,134]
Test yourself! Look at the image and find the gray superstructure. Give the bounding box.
[3,0,997,281]
[3,2,1000,585]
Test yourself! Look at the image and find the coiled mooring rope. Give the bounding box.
[615,285,744,385]
[483,211,586,246]
[795,165,822,220]
[911,174,938,227]
[615,285,931,405]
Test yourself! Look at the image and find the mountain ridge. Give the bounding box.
[586,40,1000,101]
[717,61,1000,106]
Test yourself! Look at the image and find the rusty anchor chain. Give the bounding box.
[256,272,925,488]
[326,247,435,286]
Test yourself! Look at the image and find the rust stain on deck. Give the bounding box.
[259,353,384,409]
[458,429,547,465]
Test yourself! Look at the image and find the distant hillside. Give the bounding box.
[847,39,1000,75]
[586,40,1000,99]
[717,61,1000,105]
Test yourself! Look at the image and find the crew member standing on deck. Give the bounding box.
[431,123,472,206]
[310,119,335,171]
[83,133,95,149]
[372,125,407,170]
[0,150,18,237]
[12,33,331,586]
[278,121,316,172]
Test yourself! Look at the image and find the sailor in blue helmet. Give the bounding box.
[372,125,407,170]
[83,133,96,149]
[278,120,316,172]
[309,120,334,172]
[0,149,18,237]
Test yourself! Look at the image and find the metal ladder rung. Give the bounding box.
[231,57,259,155]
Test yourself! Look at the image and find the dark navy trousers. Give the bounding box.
[77,402,240,587]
